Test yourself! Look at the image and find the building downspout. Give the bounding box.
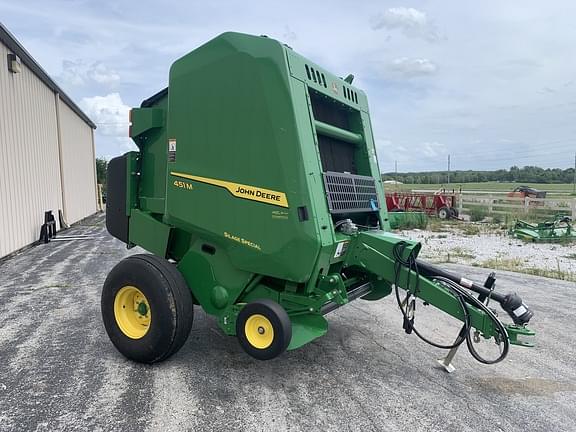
[54,92,67,228]
[90,127,99,212]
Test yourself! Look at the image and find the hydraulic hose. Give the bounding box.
[392,242,471,350]
[430,276,510,364]
[415,259,534,326]
[392,242,512,364]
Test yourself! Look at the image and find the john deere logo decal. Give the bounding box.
[170,172,289,208]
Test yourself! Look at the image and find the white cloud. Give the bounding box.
[81,93,137,152]
[388,57,438,78]
[60,60,120,88]
[371,7,439,42]
[421,142,446,158]
[88,62,121,85]
[81,93,129,136]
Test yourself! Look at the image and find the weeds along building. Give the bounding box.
[0,23,98,259]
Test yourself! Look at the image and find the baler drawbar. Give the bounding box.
[101,32,535,370]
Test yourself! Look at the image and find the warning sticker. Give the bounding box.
[168,139,176,162]
[334,241,349,258]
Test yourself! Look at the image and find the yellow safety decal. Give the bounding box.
[170,172,289,208]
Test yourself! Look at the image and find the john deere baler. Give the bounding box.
[103,32,535,368]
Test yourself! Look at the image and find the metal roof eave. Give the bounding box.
[0,22,97,129]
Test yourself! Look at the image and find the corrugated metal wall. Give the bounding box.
[0,41,63,258]
[0,40,97,258]
[58,99,97,224]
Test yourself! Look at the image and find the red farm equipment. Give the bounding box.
[507,186,547,208]
[386,190,460,219]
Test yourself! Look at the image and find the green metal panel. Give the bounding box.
[128,209,171,257]
[125,152,139,217]
[284,48,369,112]
[130,107,164,138]
[131,96,169,210]
[164,33,322,283]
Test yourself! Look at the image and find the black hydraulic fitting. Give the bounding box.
[500,293,533,325]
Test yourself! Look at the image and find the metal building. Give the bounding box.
[0,23,98,259]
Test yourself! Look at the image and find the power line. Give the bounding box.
[452,146,575,160]
[405,144,576,168]
[384,154,574,172]
[453,152,572,164]
[386,153,573,171]
[450,139,576,158]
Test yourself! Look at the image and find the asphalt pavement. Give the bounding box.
[0,213,575,431]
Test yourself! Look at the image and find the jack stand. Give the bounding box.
[437,343,459,373]
[437,328,467,373]
[438,272,499,373]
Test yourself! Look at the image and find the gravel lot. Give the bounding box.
[400,226,576,275]
[0,213,575,432]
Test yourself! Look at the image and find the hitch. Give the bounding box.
[344,231,536,371]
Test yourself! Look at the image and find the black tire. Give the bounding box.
[449,207,459,218]
[236,299,292,360]
[101,254,194,363]
[437,206,450,219]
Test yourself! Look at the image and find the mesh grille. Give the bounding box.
[323,171,380,214]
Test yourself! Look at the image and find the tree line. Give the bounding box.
[382,165,576,184]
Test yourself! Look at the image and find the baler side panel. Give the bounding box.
[164,33,322,283]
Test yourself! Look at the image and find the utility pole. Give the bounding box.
[573,152,576,194]
[447,154,451,185]
[395,160,398,192]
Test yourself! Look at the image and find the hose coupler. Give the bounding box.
[500,293,533,325]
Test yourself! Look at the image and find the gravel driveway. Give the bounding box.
[400,226,576,276]
[0,213,574,431]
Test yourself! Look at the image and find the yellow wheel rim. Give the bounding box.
[114,286,151,339]
[244,314,274,349]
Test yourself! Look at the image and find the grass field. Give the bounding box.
[388,182,576,195]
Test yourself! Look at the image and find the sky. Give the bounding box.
[1,1,575,172]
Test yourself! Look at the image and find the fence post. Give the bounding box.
[488,194,493,214]
[572,198,576,219]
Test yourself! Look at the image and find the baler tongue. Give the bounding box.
[343,231,535,371]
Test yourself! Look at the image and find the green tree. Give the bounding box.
[96,158,108,189]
